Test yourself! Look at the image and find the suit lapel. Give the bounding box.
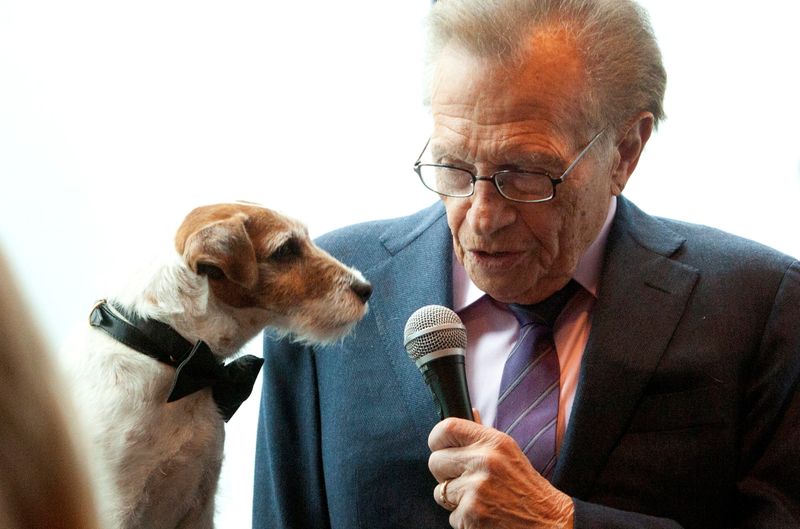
[365,202,454,440]
[359,198,699,493]
[552,197,699,497]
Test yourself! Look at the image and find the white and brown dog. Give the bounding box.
[65,202,371,529]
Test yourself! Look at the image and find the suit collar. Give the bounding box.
[552,196,699,495]
[379,201,450,256]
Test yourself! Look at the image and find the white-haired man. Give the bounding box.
[255,1,800,528]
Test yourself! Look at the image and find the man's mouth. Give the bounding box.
[467,249,526,269]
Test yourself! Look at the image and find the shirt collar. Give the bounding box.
[452,196,617,311]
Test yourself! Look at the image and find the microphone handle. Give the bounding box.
[419,355,474,421]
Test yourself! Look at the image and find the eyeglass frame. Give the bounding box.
[413,128,607,203]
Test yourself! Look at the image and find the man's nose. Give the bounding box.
[466,178,515,235]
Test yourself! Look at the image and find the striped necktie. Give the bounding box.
[493,280,581,479]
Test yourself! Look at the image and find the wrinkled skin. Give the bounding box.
[426,29,653,529]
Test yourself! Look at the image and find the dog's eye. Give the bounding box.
[271,238,302,262]
[197,263,225,280]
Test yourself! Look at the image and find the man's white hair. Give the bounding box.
[425,0,667,139]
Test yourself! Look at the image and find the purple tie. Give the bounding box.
[494,280,581,479]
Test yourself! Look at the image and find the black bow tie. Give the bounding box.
[89,300,264,422]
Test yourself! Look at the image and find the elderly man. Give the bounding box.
[253,1,800,528]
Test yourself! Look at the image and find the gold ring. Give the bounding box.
[440,478,457,509]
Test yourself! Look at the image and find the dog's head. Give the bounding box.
[175,202,371,343]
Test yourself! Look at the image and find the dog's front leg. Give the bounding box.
[174,496,215,529]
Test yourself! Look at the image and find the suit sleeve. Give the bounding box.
[572,261,800,529]
[252,334,330,529]
[572,499,683,528]
[735,260,800,525]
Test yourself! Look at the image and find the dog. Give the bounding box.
[64,202,371,529]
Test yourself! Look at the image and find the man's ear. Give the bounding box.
[610,112,654,195]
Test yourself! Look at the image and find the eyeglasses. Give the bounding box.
[413,129,606,203]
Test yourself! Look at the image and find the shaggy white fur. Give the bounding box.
[63,203,371,529]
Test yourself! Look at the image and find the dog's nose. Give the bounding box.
[351,279,373,303]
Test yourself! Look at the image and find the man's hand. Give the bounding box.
[428,415,574,529]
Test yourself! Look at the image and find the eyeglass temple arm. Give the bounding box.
[415,137,432,164]
[556,128,606,182]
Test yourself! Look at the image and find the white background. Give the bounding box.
[1,1,798,527]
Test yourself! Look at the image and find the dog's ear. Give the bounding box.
[177,216,259,289]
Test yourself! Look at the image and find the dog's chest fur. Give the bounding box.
[65,256,228,528]
[71,326,224,529]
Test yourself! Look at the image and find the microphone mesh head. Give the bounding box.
[403,305,467,361]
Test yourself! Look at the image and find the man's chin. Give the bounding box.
[470,275,534,304]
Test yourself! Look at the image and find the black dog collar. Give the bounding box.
[89,300,264,421]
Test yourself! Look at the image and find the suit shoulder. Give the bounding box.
[314,202,446,266]
[657,216,797,276]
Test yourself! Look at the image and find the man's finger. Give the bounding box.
[428,417,489,451]
[435,478,459,511]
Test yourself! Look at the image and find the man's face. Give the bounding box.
[430,35,618,304]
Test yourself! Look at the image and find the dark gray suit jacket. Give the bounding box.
[253,196,800,529]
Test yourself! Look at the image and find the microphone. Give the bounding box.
[404,305,474,421]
